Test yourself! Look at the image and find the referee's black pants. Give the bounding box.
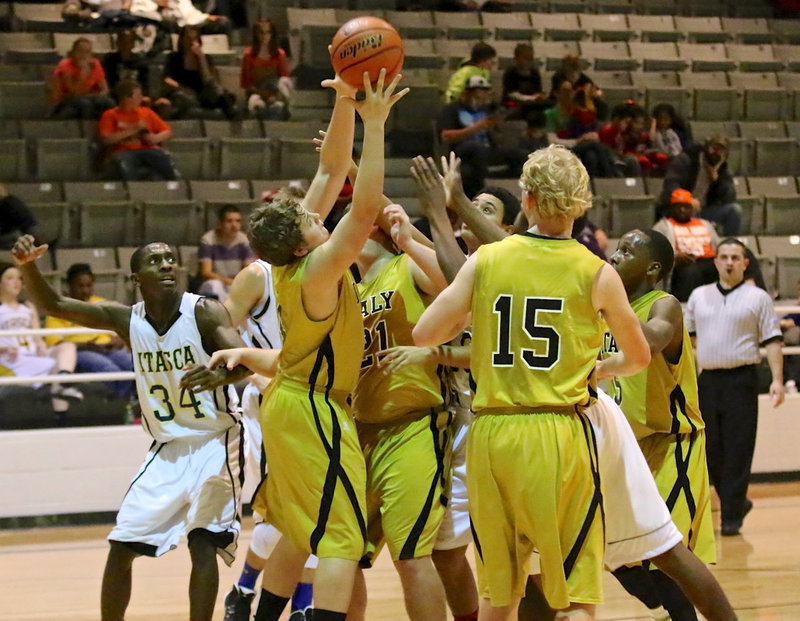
[698,364,759,524]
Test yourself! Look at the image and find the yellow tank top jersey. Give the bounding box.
[471,233,606,411]
[352,253,447,423]
[272,255,364,396]
[601,289,705,439]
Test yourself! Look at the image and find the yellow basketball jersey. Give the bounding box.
[273,255,364,396]
[352,253,447,423]
[601,289,705,439]
[471,233,606,411]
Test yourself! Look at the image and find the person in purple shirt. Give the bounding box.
[198,204,253,302]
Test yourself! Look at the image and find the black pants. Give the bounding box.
[697,365,759,524]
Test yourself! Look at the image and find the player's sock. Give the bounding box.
[253,589,289,621]
[612,565,663,609]
[237,561,261,592]
[308,609,346,621]
[291,582,313,612]
[651,569,698,621]
[454,609,479,621]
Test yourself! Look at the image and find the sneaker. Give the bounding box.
[53,385,84,402]
[223,585,255,621]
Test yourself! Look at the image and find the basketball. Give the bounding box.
[330,16,404,89]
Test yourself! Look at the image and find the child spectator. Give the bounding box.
[599,102,641,177]
[445,41,497,103]
[501,43,547,120]
[651,102,690,156]
[0,263,83,425]
[240,19,292,120]
[45,263,134,401]
[98,80,179,181]
[159,25,238,119]
[49,38,115,119]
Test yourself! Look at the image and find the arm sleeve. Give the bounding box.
[757,292,783,344]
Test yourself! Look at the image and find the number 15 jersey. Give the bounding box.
[471,233,605,412]
[130,292,240,442]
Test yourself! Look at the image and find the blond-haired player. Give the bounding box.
[414,145,651,621]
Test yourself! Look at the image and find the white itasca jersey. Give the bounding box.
[242,259,282,350]
[130,292,240,443]
[0,303,38,356]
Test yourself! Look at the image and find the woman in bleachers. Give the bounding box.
[102,28,152,100]
[158,25,238,120]
[0,263,83,425]
[48,38,115,120]
[240,18,292,120]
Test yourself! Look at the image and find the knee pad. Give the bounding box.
[250,522,282,560]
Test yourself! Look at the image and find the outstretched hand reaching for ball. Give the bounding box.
[11,235,49,266]
[343,69,409,126]
[321,67,358,99]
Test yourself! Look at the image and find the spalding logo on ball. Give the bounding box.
[330,17,404,89]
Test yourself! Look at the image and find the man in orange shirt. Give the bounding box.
[653,188,719,301]
[98,79,179,181]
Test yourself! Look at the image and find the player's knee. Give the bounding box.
[394,555,433,580]
[187,528,225,561]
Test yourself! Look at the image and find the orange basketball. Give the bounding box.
[330,16,404,89]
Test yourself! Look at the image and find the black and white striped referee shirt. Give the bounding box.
[686,281,782,371]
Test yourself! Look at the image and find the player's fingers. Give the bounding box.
[375,67,387,94]
[388,87,409,105]
[384,72,402,98]
[363,71,374,97]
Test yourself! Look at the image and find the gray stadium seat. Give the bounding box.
[776,256,800,299]
[579,14,634,42]
[190,179,251,203]
[0,138,26,181]
[592,177,653,236]
[678,44,736,72]
[384,11,440,39]
[748,176,800,235]
[433,12,489,40]
[529,12,586,41]
[721,17,774,44]
[674,16,729,44]
[0,81,48,119]
[627,14,680,42]
[436,40,474,70]
[579,41,637,71]
[481,12,534,40]
[628,42,685,71]
[127,180,190,202]
[79,201,140,246]
[218,138,276,180]
[402,39,446,70]
[36,138,92,181]
[250,179,309,201]
[202,119,264,139]
[7,181,70,243]
[726,44,783,73]
[729,73,791,122]
[167,119,205,139]
[54,247,124,301]
[11,3,64,30]
[278,138,322,178]
[167,138,215,179]
[532,41,581,71]
[53,33,113,57]
[142,201,205,247]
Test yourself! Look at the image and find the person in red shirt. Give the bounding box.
[240,19,292,119]
[49,37,114,119]
[652,188,719,301]
[98,80,179,181]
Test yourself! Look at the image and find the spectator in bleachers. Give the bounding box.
[98,79,179,181]
[653,188,719,302]
[0,263,83,425]
[198,204,254,302]
[437,75,528,198]
[445,41,497,103]
[48,38,115,120]
[127,0,231,35]
[659,134,742,236]
[102,28,152,98]
[158,24,238,119]
[501,43,548,121]
[240,19,292,120]
[549,55,607,120]
[0,185,41,250]
[599,102,642,177]
[546,79,617,178]
[651,102,691,153]
[44,263,135,401]
[614,102,669,177]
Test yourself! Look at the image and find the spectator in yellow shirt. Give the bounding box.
[45,263,134,400]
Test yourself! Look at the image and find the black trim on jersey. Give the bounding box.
[399,412,447,560]
[308,337,367,554]
[470,518,483,562]
[519,231,574,242]
[122,442,165,498]
[563,411,604,580]
[255,321,274,349]
[252,290,272,321]
[716,280,746,297]
[140,412,154,437]
[663,386,699,542]
[222,386,237,425]
[223,427,242,526]
[144,308,182,337]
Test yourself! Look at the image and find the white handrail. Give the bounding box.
[0,328,115,338]
[0,371,135,386]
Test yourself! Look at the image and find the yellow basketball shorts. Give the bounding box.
[252,380,367,561]
[639,430,716,564]
[358,410,452,564]
[467,411,605,610]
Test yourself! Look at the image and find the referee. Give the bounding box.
[686,238,785,536]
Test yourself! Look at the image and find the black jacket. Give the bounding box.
[658,145,737,214]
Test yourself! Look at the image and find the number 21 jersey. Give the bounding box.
[471,233,605,412]
[130,292,240,442]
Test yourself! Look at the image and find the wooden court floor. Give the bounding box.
[1,482,799,621]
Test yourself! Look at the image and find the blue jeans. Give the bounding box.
[76,348,134,399]
[700,202,742,236]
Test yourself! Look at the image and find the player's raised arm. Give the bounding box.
[304,70,408,286]
[594,263,651,379]
[179,297,252,392]
[223,262,266,328]
[411,155,467,284]
[302,74,357,220]
[384,203,447,296]
[413,252,477,347]
[11,235,130,335]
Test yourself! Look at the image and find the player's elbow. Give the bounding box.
[412,323,434,347]
[631,346,651,372]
